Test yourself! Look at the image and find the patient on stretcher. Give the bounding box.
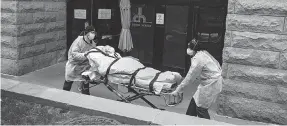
[83,45,183,94]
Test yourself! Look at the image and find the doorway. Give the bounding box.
[67,0,227,76]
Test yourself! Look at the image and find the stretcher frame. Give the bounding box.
[78,75,183,110]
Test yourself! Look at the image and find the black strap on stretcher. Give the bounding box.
[104,58,120,83]
[149,72,163,92]
[85,47,119,59]
[104,58,162,93]
[128,67,147,88]
[94,49,162,94]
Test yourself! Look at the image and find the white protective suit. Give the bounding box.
[177,50,223,109]
[65,36,97,81]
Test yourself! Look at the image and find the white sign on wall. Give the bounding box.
[74,9,86,19]
[98,9,111,19]
[156,13,164,25]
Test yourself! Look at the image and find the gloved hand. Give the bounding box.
[170,90,181,97]
[170,84,184,97]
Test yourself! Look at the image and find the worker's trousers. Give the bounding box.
[186,98,210,119]
[63,80,90,95]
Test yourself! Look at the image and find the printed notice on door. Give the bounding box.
[74,9,86,19]
[98,9,111,19]
[156,13,164,24]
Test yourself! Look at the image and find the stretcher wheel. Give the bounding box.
[77,83,83,92]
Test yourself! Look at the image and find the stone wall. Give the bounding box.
[1,0,67,76]
[218,0,287,124]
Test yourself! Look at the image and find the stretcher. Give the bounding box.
[78,48,184,110]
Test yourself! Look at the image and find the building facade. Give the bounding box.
[1,0,67,76]
[1,0,287,124]
[218,0,287,124]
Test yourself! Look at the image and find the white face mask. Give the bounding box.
[186,48,194,56]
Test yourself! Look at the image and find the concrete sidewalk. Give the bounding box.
[1,62,268,125]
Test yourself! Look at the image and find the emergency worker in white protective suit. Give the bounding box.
[63,25,112,95]
[170,39,223,119]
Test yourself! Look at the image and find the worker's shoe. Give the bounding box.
[63,81,73,91]
[81,81,90,95]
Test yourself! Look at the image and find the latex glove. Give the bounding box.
[170,90,181,97]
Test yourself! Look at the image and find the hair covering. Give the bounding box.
[84,25,95,34]
[80,25,96,36]
[188,38,198,50]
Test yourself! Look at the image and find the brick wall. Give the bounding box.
[218,0,287,124]
[1,0,67,76]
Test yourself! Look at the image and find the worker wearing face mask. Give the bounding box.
[63,25,112,95]
[170,39,223,119]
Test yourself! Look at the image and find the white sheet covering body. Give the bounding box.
[85,48,182,94]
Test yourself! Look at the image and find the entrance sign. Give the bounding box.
[156,13,164,24]
[131,6,153,28]
[130,4,155,64]
[74,9,86,19]
[98,9,111,19]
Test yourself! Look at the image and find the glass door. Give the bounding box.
[130,4,155,67]
[162,5,189,75]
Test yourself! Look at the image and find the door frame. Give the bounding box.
[66,0,73,59]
